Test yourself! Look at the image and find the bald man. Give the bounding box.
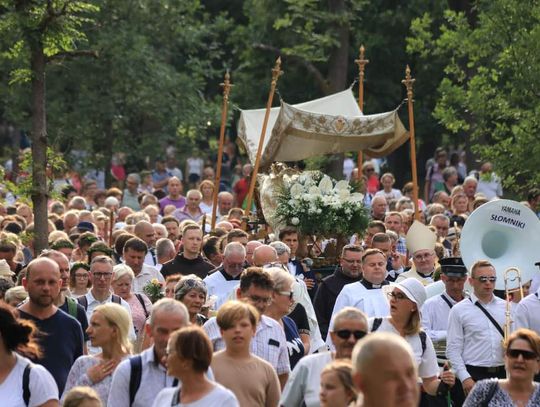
[19,257,85,394]
[352,333,419,407]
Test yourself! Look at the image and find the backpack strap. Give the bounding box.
[482,380,499,407]
[129,355,142,406]
[77,295,88,311]
[66,297,78,318]
[111,294,122,305]
[372,317,383,332]
[22,363,32,406]
[419,330,427,355]
[135,293,149,318]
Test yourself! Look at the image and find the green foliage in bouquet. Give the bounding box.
[273,171,369,238]
[143,279,164,303]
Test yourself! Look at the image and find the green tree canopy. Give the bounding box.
[407,0,540,194]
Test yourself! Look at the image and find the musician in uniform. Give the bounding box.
[397,221,438,286]
[514,281,540,333]
[447,260,509,397]
[421,257,468,345]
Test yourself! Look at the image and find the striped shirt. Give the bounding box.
[203,315,290,375]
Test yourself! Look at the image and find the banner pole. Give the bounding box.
[402,65,420,221]
[211,71,233,230]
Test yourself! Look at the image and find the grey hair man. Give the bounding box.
[203,242,246,309]
[155,238,176,268]
[108,299,190,407]
[352,332,419,407]
[281,307,368,406]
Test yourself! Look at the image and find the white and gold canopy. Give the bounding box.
[237,89,409,169]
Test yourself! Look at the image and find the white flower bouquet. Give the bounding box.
[273,171,369,238]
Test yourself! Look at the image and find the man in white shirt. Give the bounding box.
[134,220,158,267]
[78,256,135,353]
[514,283,540,333]
[447,260,508,397]
[123,237,164,293]
[421,256,467,372]
[281,307,368,407]
[204,242,245,309]
[328,249,389,344]
[108,299,190,407]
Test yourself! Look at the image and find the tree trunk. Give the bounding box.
[326,0,349,179]
[29,42,49,253]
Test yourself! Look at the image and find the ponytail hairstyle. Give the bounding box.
[0,302,42,358]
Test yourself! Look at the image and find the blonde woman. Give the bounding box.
[319,360,357,407]
[62,303,132,404]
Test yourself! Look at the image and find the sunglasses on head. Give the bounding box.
[335,329,367,340]
[476,276,497,283]
[506,349,538,360]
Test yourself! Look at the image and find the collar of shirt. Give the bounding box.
[219,268,240,281]
[470,291,497,306]
[141,345,166,371]
[417,269,434,279]
[360,279,388,290]
[87,290,112,305]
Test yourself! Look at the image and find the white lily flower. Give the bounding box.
[319,176,333,194]
[334,180,349,191]
[308,185,321,196]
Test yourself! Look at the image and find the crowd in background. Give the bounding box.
[0,144,540,407]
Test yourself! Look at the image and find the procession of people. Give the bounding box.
[0,144,539,407]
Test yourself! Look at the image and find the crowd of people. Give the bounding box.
[0,146,540,407]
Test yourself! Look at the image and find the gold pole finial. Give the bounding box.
[220,70,233,102]
[355,45,369,179]
[271,57,283,85]
[402,65,415,95]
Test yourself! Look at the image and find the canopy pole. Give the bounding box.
[244,57,283,221]
[355,45,369,179]
[402,65,420,221]
[211,71,233,230]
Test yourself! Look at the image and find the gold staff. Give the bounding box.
[355,45,369,179]
[211,71,233,230]
[243,57,283,220]
[402,65,420,221]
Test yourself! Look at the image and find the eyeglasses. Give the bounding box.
[335,330,367,340]
[227,262,244,268]
[75,274,89,279]
[387,291,408,301]
[342,258,362,264]
[475,276,497,283]
[277,290,294,300]
[365,168,374,173]
[506,349,538,360]
[248,295,272,305]
[93,272,113,280]
[413,253,433,261]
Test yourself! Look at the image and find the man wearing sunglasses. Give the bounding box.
[328,249,389,345]
[281,307,368,407]
[447,259,508,397]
